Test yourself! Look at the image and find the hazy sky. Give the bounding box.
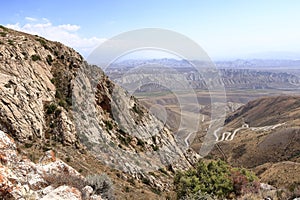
[2,0,300,60]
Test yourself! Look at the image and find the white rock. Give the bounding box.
[40,185,82,200]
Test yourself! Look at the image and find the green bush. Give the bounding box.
[58,99,68,110]
[174,160,259,199]
[8,39,14,46]
[46,103,57,114]
[46,54,53,65]
[141,177,151,185]
[117,134,132,146]
[31,54,41,61]
[104,120,114,130]
[24,143,33,148]
[137,138,145,147]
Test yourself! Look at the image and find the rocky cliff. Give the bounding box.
[0,26,197,199]
[0,130,105,199]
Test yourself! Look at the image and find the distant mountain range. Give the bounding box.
[108,58,300,70]
[105,59,300,91]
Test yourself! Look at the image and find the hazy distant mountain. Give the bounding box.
[105,59,300,91]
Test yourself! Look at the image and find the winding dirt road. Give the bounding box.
[215,123,285,142]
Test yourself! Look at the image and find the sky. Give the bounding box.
[1,0,300,60]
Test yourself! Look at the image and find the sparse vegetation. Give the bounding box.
[46,103,58,114]
[85,173,115,200]
[141,177,151,185]
[46,54,53,65]
[158,167,168,175]
[31,54,41,61]
[35,38,50,50]
[24,143,33,148]
[132,103,144,118]
[58,99,68,110]
[118,134,132,146]
[43,172,86,192]
[104,120,114,130]
[174,160,259,199]
[137,138,145,147]
[8,39,14,46]
[152,144,159,151]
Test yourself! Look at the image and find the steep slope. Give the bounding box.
[0,26,196,199]
[225,95,300,127]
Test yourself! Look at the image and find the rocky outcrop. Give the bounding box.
[0,130,103,199]
[0,25,81,144]
[73,63,193,177]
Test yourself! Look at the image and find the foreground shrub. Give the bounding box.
[85,173,115,200]
[174,160,259,199]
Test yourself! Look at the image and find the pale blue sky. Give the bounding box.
[1,0,300,60]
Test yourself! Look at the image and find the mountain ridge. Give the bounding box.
[0,25,196,199]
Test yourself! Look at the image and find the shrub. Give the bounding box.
[104,120,114,130]
[8,39,14,46]
[127,177,135,186]
[85,174,115,200]
[46,54,53,65]
[46,103,57,114]
[137,138,145,147]
[158,167,168,175]
[174,160,259,199]
[58,99,68,110]
[54,108,62,117]
[31,54,41,61]
[152,144,159,151]
[36,38,50,50]
[124,186,130,193]
[132,103,144,117]
[141,177,151,185]
[43,173,86,191]
[24,143,33,148]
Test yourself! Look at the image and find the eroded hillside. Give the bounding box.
[208,96,300,195]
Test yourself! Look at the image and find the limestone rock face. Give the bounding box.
[73,64,193,176]
[0,130,103,200]
[0,26,81,143]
